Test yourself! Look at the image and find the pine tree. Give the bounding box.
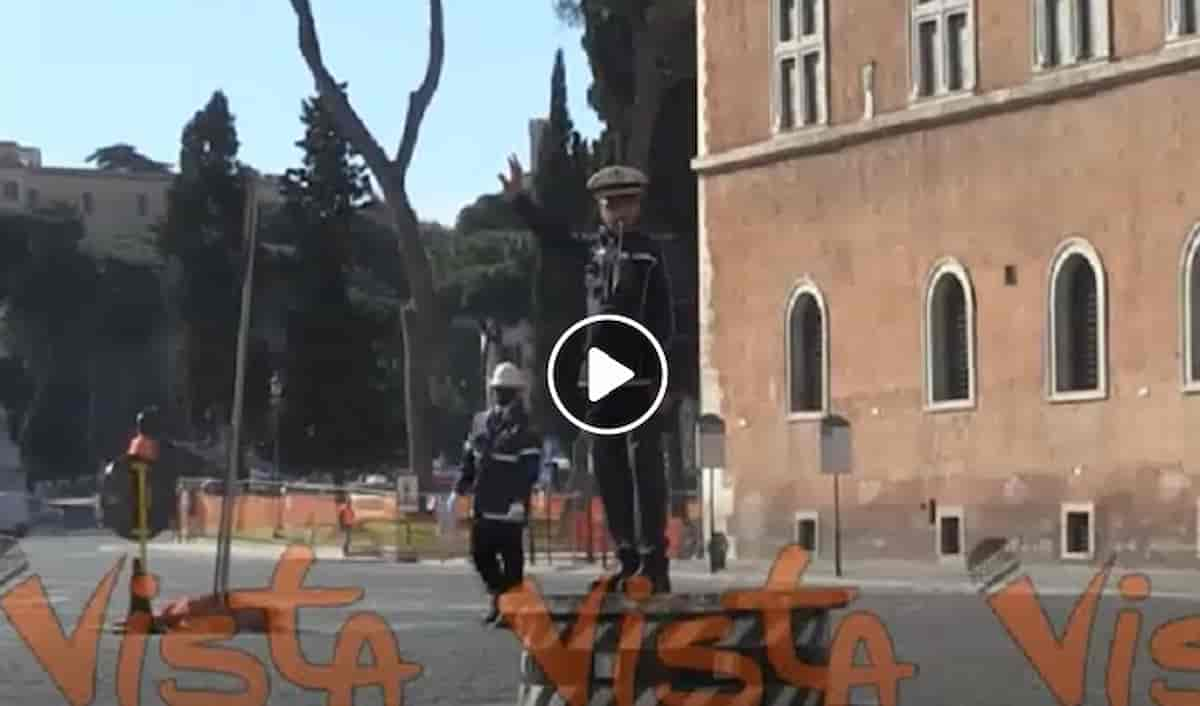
[280,87,381,481]
[527,50,591,444]
[158,90,246,436]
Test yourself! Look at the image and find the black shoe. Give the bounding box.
[482,597,500,626]
[637,548,671,595]
[590,547,640,592]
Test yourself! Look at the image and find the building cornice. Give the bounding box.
[692,39,1200,177]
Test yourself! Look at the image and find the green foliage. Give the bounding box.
[0,206,166,481]
[156,90,248,428]
[278,89,401,476]
[85,144,170,173]
[434,228,535,326]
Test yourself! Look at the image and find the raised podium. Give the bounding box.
[509,580,853,706]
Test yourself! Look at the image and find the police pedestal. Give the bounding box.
[512,587,851,706]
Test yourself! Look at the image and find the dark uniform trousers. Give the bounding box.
[470,518,526,595]
[588,383,668,563]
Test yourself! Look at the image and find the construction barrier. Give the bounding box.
[175,478,705,561]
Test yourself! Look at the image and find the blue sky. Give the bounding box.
[0,1,602,226]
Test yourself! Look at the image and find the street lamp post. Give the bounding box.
[270,371,284,476]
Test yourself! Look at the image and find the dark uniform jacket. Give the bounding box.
[582,224,676,385]
[454,402,542,524]
[510,193,677,404]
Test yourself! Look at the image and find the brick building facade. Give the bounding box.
[693,0,1200,566]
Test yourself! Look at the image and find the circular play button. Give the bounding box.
[547,314,668,436]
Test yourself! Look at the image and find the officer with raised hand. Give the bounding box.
[500,156,676,594]
[455,362,543,626]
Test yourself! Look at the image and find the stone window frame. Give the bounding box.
[1031,0,1112,73]
[1180,223,1200,392]
[1060,501,1095,560]
[784,277,830,421]
[935,504,966,560]
[794,510,820,558]
[908,0,978,102]
[1046,237,1108,403]
[922,257,978,412]
[1166,0,1200,40]
[769,0,829,133]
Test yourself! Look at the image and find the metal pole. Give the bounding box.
[215,177,258,604]
[834,473,842,578]
[528,492,537,566]
[700,468,710,545]
[273,405,281,477]
[134,462,149,566]
[545,488,552,565]
[585,487,594,563]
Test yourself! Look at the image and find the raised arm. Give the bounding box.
[499,154,580,253]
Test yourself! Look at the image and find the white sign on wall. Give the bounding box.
[396,475,419,511]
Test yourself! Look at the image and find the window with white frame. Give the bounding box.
[1048,239,1107,400]
[1181,224,1200,389]
[1061,502,1094,559]
[773,0,827,130]
[785,279,829,417]
[1168,0,1200,38]
[924,258,976,408]
[1033,0,1111,69]
[911,0,976,99]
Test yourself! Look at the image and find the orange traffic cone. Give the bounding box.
[115,558,159,634]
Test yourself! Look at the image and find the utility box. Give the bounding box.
[819,415,852,475]
[696,414,726,469]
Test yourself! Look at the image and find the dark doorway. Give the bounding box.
[940,515,962,556]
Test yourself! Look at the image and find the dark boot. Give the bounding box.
[638,546,671,595]
[482,594,500,626]
[590,545,641,592]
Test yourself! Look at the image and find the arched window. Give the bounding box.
[786,280,828,416]
[1181,224,1200,390]
[924,258,976,408]
[1048,238,1107,399]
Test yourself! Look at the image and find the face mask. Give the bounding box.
[494,388,518,407]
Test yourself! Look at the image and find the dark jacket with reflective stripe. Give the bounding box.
[455,403,541,523]
[583,225,675,385]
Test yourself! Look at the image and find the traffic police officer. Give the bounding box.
[581,165,676,594]
[498,157,677,594]
[454,362,543,626]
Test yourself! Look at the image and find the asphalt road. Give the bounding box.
[4,535,1200,706]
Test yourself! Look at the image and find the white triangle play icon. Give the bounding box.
[587,347,635,402]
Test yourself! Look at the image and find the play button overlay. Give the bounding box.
[547,314,668,436]
[587,347,634,402]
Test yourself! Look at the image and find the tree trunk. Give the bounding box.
[399,303,434,492]
[288,0,445,491]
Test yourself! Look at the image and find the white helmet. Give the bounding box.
[489,361,526,389]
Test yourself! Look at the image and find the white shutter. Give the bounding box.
[1033,0,1049,67]
[1093,0,1111,58]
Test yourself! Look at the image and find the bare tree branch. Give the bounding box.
[289,0,392,176]
[394,0,445,174]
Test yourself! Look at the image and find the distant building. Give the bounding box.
[0,140,284,267]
